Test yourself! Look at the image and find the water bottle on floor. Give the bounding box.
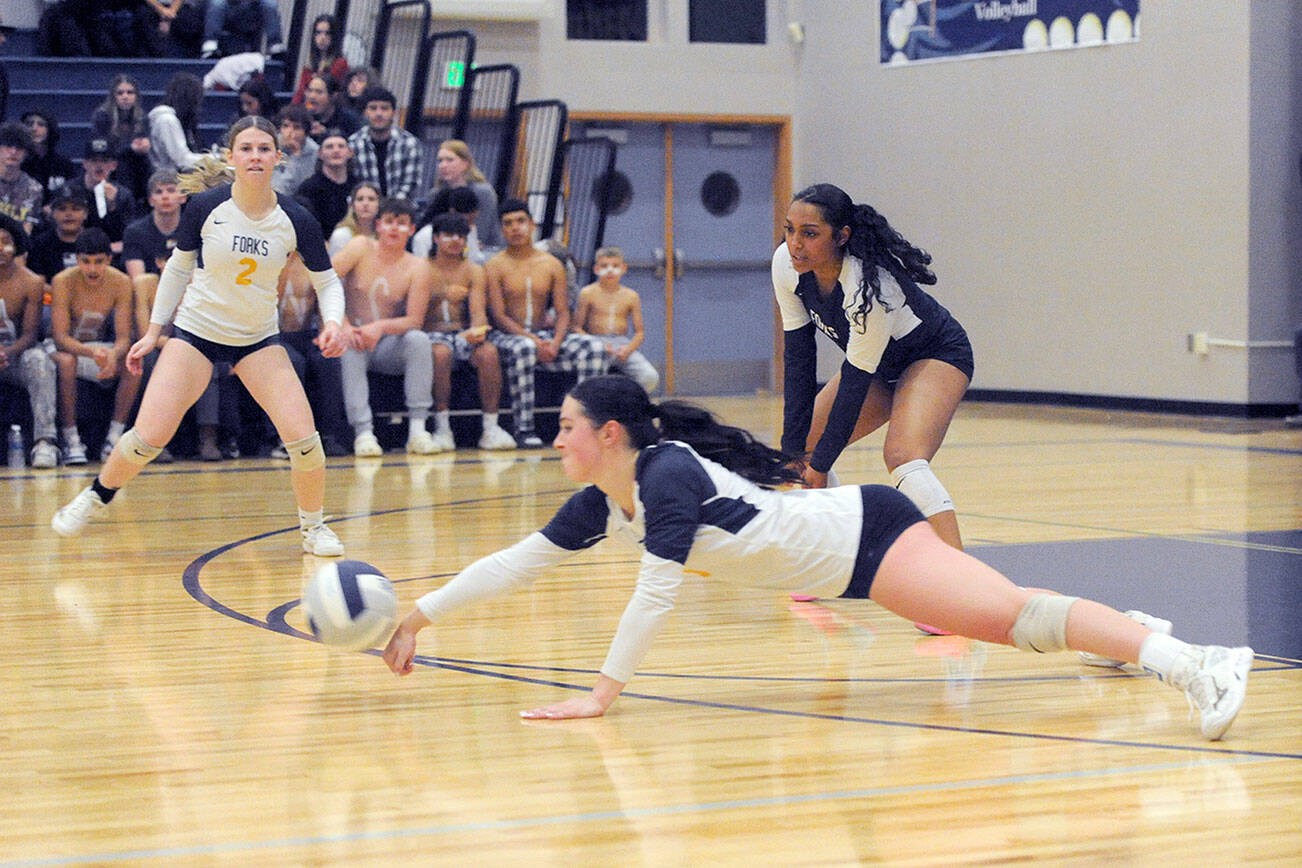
[7,425,24,469]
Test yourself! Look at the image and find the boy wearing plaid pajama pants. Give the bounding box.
[486,199,608,448]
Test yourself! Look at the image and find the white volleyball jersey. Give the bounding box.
[772,242,925,374]
[154,185,344,345]
[416,442,866,683]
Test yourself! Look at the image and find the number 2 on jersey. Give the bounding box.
[236,258,258,286]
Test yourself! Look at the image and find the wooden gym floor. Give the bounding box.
[2,396,1299,865]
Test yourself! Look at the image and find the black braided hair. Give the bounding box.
[791,183,936,330]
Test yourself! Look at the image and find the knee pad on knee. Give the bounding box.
[890,458,954,517]
[284,431,325,472]
[118,428,163,465]
[1010,593,1079,653]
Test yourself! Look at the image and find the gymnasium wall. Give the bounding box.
[792,1,1297,409]
[420,3,799,117]
[1247,2,1302,404]
[433,2,1296,409]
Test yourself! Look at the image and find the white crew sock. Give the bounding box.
[434,410,451,433]
[483,412,499,430]
[298,507,324,529]
[62,425,82,445]
[1138,632,1194,682]
[408,417,427,439]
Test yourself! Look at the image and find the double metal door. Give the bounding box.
[572,119,780,395]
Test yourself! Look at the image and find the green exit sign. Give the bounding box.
[443,60,466,89]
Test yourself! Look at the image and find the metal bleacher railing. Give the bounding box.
[542,137,617,274]
[452,63,519,198]
[510,99,568,235]
[407,29,475,188]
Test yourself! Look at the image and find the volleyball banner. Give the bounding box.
[881,0,1140,66]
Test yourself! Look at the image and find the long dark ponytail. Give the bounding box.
[568,376,802,488]
[791,183,936,330]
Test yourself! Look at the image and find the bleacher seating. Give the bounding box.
[0,9,618,452]
[1,54,287,152]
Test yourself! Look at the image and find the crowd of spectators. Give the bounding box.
[0,28,660,466]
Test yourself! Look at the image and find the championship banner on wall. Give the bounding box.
[881,1,1140,65]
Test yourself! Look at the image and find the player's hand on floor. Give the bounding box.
[519,696,606,720]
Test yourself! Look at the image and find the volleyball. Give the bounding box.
[303,560,398,651]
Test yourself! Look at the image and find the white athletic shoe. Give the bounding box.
[516,431,544,449]
[406,430,440,455]
[30,440,59,469]
[353,432,383,457]
[431,428,456,452]
[1167,645,1253,740]
[478,425,517,451]
[1080,610,1173,668]
[200,39,218,59]
[52,486,106,536]
[63,439,88,466]
[301,523,344,557]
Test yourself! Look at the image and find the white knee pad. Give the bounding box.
[285,432,325,472]
[118,428,163,465]
[1010,593,1080,653]
[890,458,954,517]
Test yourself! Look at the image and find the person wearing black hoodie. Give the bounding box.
[19,110,78,208]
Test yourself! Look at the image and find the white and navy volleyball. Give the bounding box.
[303,560,398,651]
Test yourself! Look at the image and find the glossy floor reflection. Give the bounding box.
[3,397,1299,865]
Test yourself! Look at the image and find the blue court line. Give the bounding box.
[182,496,1302,764]
[0,755,1275,867]
[257,598,1301,762]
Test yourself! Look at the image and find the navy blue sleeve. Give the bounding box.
[280,193,333,272]
[540,486,610,551]
[637,445,713,564]
[174,186,225,253]
[781,322,818,455]
[810,359,873,473]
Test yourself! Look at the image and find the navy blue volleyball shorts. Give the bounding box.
[840,484,927,599]
[876,316,974,386]
[172,327,281,367]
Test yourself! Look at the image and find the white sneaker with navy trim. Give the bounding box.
[302,523,344,557]
[1167,645,1253,740]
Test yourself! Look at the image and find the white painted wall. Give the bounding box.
[795,1,1260,404]
[428,1,801,115]
[422,1,1295,406]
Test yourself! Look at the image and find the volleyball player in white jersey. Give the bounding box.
[776,184,972,554]
[381,376,1253,741]
[52,116,352,557]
